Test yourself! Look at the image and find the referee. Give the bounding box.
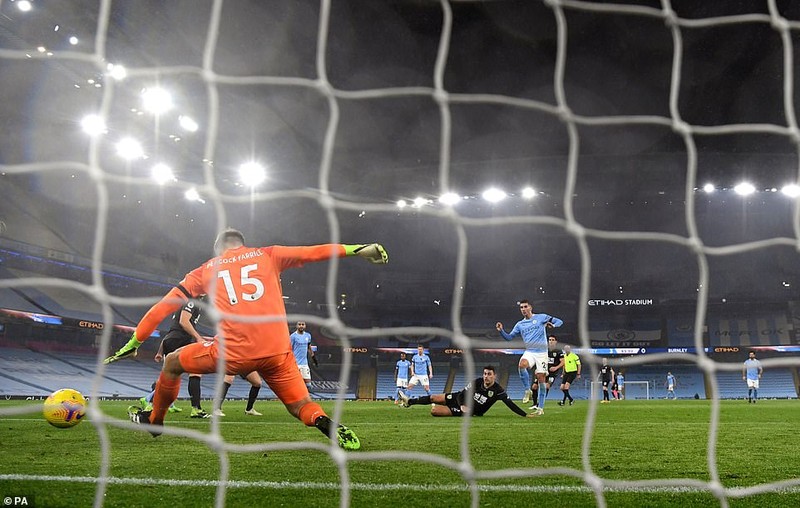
[559,345,581,406]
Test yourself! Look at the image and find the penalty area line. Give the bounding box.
[2,474,799,495]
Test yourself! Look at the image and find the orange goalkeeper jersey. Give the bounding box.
[137,244,345,362]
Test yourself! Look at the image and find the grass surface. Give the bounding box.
[0,398,798,507]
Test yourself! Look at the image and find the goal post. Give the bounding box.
[590,380,650,400]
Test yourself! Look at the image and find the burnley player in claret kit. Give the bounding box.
[398,366,536,418]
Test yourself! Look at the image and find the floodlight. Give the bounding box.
[733,182,755,196]
[238,162,266,187]
[141,87,173,115]
[178,115,198,132]
[438,192,461,206]
[521,186,536,199]
[106,63,127,80]
[396,199,407,209]
[17,1,32,12]
[69,36,78,45]
[80,114,106,136]
[151,163,174,185]
[184,188,204,203]
[412,197,429,208]
[482,187,507,203]
[781,184,800,198]
[115,138,144,160]
[702,183,715,193]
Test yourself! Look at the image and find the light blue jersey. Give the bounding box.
[666,374,675,386]
[616,373,624,386]
[500,313,563,354]
[744,359,762,380]
[411,353,431,376]
[290,331,312,366]
[396,359,411,379]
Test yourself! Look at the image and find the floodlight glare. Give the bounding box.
[521,186,536,199]
[69,36,78,45]
[733,182,755,196]
[412,196,429,208]
[141,87,173,115]
[238,162,266,187]
[781,184,800,198]
[438,192,461,206]
[17,1,32,12]
[396,199,407,209]
[178,115,199,132]
[702,183,715,193]
[115,137,144,160]
[184,187,204,203]
[150,163,174,185]
[482,187,507,203]
[80,114,106,136]
[106,63,127,80]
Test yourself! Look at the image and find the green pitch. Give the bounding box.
[0,399,798,507]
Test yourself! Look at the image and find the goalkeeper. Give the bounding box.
[105,229,388,449]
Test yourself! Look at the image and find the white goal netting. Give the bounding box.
[1,0,800,507]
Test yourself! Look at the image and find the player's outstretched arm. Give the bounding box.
[496,322,515,341]
[104,287,186,364]
[344,243,388,264]
[103,332,142,364]
[501,397,529,417]
[272,244,388,268]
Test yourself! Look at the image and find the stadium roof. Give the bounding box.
[2,0,800,310]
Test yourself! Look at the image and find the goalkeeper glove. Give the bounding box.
[345,243,388,264]
[104,333,143,364]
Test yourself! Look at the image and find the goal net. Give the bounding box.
[1,0,800,507]
[589,380,650,400]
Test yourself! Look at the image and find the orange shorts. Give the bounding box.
[177,342,310,405]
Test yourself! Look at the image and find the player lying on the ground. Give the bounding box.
[398,365,537,418]
[105,229,388,449]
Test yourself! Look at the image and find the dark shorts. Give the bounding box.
[161,332,195,356]
[562,371,577,385]
[445,392,465,417]
[547,374,558,385]
[602,380,610,388]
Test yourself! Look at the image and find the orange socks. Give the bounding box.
[151,372,181,424]
[298,401,326,427]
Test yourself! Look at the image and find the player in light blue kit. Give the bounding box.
[496,299,563,415]
[665,372,676,399]
[394,352,411,404]
[742,351,763,403]
[290,321,316,386]
[408,345,433,396]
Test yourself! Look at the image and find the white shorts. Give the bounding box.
[396,378,408,388]
[521,351,548,374]
[746,378,759,389]
[667,384,674,391]
[297,364,311,381]
[409,374,429,387]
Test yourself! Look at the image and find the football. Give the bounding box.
[43,388,87,428]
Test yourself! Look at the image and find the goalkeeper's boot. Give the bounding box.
[191,407,211,419]
[213,409,226,417]
[522,389,532,404]
[397,391,410,408]
[168,404,182,413]
[128,406,162,437]
[139,397,154,412]
[336,425,361,450]
[244,408,263,416]
[534,408,544,416]
[104,334,142,364]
